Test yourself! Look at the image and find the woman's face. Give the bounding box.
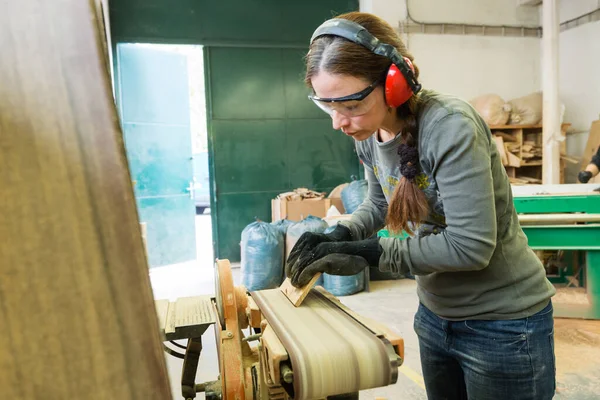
[310,71,389,141]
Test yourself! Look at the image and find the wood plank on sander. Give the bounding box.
[280,274,322,307]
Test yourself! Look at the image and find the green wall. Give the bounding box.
[110,0,360,261]
[109,0,357,45]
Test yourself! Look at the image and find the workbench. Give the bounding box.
[378,184,600,319]
[513,184,600,320]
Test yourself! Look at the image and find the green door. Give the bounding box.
[206,46,359,261]
[116,43,197,267]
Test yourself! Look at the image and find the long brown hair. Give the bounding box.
[305,12,428,235]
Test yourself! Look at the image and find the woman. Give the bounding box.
[286,11,556,400]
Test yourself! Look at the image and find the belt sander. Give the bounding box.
[156,259,404,400]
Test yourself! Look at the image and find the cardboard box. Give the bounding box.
[272,197,332,221]
[271,186,347,222]
[330,198,345,215]
[328,183,347,216]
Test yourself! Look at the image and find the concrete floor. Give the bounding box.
[149,215,600,399]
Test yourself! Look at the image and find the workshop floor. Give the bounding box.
[149,215,600,399]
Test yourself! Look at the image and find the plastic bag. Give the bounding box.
[341,178,368,214]
[285,216,329,260]
[323,271,365,296]
[241,220,284,291]
[314,274,324,287]
[271,219,293,235]
[508,92,543,125]
[469,94,511,126]
[321,223,365,295]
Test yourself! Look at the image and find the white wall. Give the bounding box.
[361,0,600,182]
[409,35,541,101]
[361,0,539,27]
[557,0,600,181]
[359,0,407,28]
[558,0,598,21]
[360,0,541,103]
[399,0,539,25]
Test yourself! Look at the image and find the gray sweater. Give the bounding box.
[342,90,555,320]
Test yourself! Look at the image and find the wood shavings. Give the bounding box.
[277,188,326,201]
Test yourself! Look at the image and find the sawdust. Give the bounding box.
[553,287,590,306]
[554,318,600,380]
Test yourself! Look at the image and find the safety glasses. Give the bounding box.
[308,80,381,117]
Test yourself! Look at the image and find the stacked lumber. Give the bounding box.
[491,131,544,185]
[492,133,521,168]
[508,176,542,185]
[521,140,543,164]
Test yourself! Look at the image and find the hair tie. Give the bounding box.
[398,143,419,182]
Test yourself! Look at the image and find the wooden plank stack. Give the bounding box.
[490,123,572,184]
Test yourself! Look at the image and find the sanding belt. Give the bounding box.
[252,288,398,400]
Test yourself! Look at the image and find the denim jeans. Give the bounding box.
[414,301,556,400]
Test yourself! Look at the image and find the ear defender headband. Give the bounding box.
[310,18,422,108]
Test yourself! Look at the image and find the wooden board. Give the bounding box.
[507,151,522,168]
[490,123,543,129]
[493,136,509,165]
[0,1,171,399]
[494,131,519,142]
[280,274,322,307]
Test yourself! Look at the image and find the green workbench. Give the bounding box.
[513,185,600,320]
[379,184,600,319]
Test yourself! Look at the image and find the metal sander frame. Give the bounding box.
[156,259,404,400]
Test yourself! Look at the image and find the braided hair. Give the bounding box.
[386,101,429,235]
[305,12,429,235]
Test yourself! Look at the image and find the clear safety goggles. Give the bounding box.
[308,80,381,117]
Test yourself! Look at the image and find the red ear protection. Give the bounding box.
[311,19,422,107]
[385,57,415,108]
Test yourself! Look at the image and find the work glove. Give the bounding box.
[578,170,593,183]
[289,237,383,287]
[285,224,353,278]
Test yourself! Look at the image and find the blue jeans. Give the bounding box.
[414,301,556,400]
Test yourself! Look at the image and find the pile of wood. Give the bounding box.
[493,132,579,185]
[508,175,543,185]
[492,131,544,184]
[492,133,522,168]
[276,188,326,201]
[488,123,579,185]
[521,140,543,162]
